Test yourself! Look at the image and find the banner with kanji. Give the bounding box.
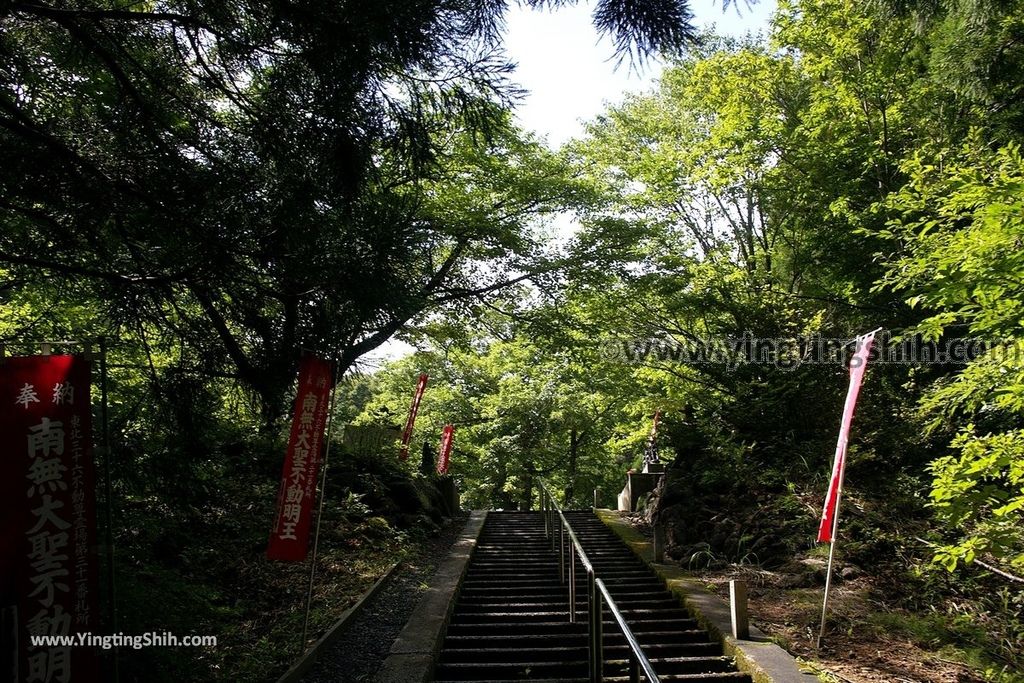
[436,425,454,475]
[267,356,334,561]
[0,354,100,682]
[817,331,877,543]
[398,373,428,461]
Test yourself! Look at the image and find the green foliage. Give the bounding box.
[881,139,1024,570]
[929,429,1024,569]
[110,424,450,682]
[5,0,1024,678]
[883,140,1024,339]
[878,0,1024,135]
[560,2,938,503]
[358,317,648,510]
[0,0,684,417]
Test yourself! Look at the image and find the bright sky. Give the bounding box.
[503,0,777,149]
[362,0,777,368]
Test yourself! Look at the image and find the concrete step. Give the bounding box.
[602,656,736,676]
[434,656,738,680]
[444,620,587,636]
[437,677,750,683]
[456,596,680,611]
[433,660,590,680]
[458,585,567,596]
[434,510,749,682]
[443,629,715,649]
[439,642,722,663]
[450,610,699,631]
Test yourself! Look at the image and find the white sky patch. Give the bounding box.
[359,338,417,372]
[368,0,777,365]
[504,0,777,150]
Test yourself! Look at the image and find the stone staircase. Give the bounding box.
[433,510,752,682]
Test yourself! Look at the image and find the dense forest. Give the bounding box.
[2,0,1023,681]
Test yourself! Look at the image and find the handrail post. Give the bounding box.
[569,541,576,623]
[542,491,549,539]
[541,490,545,532]
[540,479,659,683]
[559,523,565,584]
[548,497,554,547]
[550,496,555,546]
[592,576,603,683]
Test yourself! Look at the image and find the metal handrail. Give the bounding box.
[538,481,660,683]
[540,481,593,617]
[596,577,661,683]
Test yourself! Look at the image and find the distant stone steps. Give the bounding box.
[433,510,752,682]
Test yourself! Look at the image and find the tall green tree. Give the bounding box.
[0,0,701,418]
[881,138,1024,570]
[359,301,657,510]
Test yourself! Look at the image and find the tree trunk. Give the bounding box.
[564,427,579,505]
[522,463,534,511]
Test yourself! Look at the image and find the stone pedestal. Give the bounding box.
[617,471,664,512]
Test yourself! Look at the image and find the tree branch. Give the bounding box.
[0,250,189,284]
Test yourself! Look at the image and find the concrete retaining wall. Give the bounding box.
[374,511,487,683]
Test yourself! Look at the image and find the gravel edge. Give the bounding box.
[301,512,471,683]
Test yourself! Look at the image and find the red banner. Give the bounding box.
[0,354,100,682]
[817,331,877,543]
[398,373,428,461]
[267,356,334,561]
[436,425,454,475]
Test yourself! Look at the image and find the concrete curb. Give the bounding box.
[277,561,402,683]
[374,511,488,683]
[595,509,819,683]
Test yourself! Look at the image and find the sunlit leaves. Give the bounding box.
[882,137,1024,570]
[930,428,1024,569]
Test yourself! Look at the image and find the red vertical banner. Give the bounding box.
[436,425,454,475]
[398,373,428,461]
[267,356,334,562]
[0,355,100,682]
[817,331,877,543]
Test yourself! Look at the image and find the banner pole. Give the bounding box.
[300,367,340,653]
[817,453,847,649]
[815,330,878,650]
[99,336,120,682]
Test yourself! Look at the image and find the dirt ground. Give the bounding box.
[618,513,1019,683]
[693,565,990,683]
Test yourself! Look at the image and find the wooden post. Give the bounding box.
[730,580,749,640]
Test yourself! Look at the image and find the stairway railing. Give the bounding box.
[539,481,661,683]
